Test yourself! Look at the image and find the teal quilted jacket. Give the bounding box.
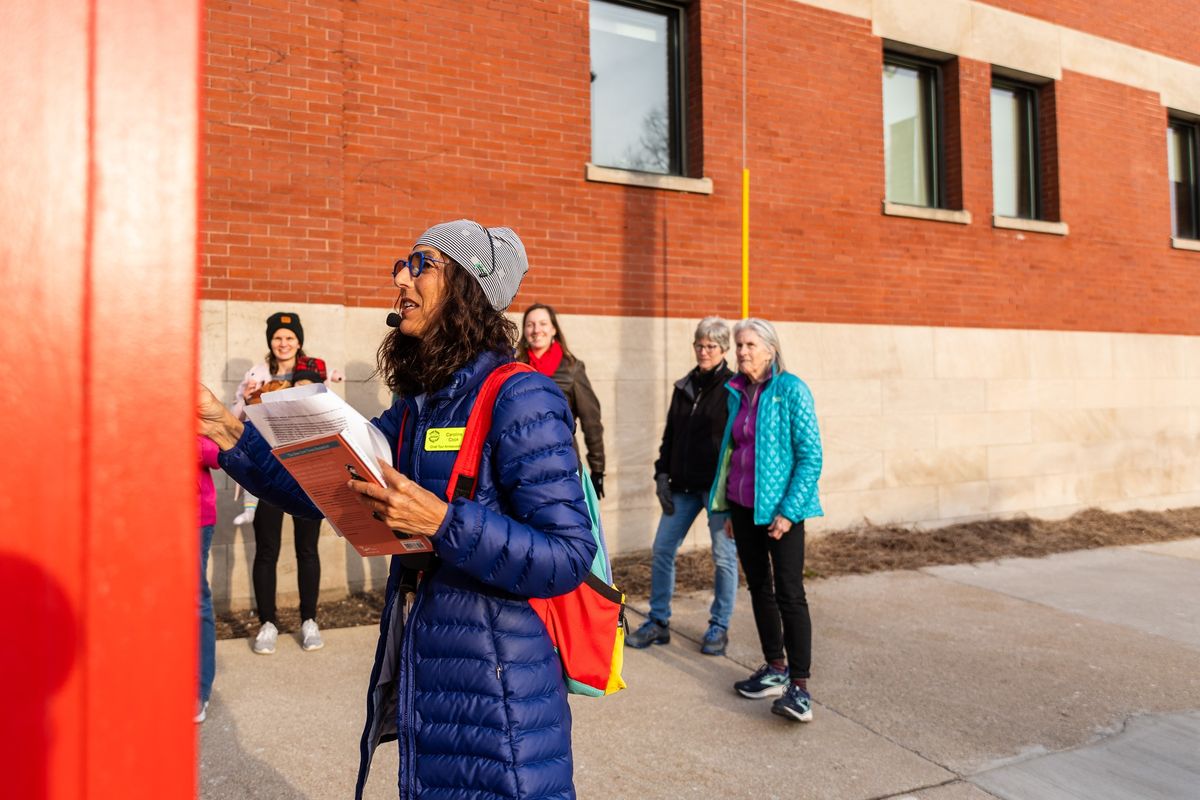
[708,367,824,525]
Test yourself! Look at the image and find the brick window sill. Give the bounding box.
[585,163,713,195]
[1171,237,1200,252]
[993,216,1069,236]
[881,201,971,225]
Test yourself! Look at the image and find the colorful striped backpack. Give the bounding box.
[446,362,627,697]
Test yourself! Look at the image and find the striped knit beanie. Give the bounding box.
[413,219,528,311]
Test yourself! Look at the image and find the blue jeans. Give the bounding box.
[199,524,216,703]
[647,491,737,629]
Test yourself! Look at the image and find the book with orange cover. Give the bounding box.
[242,383,433,557]
[271,433,433,557]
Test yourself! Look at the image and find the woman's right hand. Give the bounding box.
[242,379,260,402]
[198,383,244,450]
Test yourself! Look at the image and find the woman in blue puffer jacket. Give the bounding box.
[708,317,823,725]
[198,220,596,799]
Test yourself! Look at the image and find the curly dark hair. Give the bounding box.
[376,257,519,396]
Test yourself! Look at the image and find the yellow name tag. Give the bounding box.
[424,427,466,451]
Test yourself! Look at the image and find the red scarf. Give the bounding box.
[527,340,564,377]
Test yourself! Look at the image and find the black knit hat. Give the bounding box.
[266,311,304,347]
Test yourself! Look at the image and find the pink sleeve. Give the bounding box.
[198,435,220,470]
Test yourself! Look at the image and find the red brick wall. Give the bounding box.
[204,0,346,304]
[979,0,1199,65]
[1037,81,1061,222]
[202,0,1200,335]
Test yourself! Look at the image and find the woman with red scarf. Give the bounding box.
[518,303,606,498]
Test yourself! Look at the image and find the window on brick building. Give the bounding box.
[589,0,684,175]
[1168,117,1199,240]
[883,54,943,208]
[991,80,1039,220]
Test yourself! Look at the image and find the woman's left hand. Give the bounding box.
[349,459,450,537]
[766,515,793,540]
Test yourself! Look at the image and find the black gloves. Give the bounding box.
[590,471,605,500]
[655,474,674,515]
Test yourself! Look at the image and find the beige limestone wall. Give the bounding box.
[201,300,396,613]
[201,300,1200,610]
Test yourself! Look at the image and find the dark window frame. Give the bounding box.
[1168,116,1200,240]
[882,52,946,209]
[991,77,1042,220]
[588,0,687,177]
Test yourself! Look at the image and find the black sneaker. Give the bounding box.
[771,683,813,722]
[700,623,728,656]
[626,618,670,649]
[734,663,789,698]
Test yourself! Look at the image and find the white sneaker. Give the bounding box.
[194,700,209,723]
[300,618,324,651]
[233,508,256,526]
[253,621,278,654]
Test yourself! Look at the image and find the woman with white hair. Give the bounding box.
[708,318,823,723]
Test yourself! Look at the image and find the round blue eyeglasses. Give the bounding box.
[392,252,448,280]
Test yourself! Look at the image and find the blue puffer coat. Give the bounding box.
[219,349,596,800]
[707,366,824,524]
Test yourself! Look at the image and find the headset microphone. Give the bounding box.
[386,312,402,328]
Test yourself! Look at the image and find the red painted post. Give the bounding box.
[1,1,200,797]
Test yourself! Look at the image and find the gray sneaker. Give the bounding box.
[253,621,278,655]
[700,623,728,656]
[300,618,324,651]
[626,618,670,649]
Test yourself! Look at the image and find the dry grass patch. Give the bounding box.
[218,506,1199,639]
[613,506,1200,594]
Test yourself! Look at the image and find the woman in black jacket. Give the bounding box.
[626,316,737,656]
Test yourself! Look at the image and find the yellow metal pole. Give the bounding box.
[741,168,750,318]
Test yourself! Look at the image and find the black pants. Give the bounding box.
[252,500,321,624]
[728,501,811,680]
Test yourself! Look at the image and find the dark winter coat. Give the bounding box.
[219,349,596,800]
[519,355,605,477]
[654,362,735,493]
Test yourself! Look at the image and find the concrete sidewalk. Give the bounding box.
[200,539,1200,799]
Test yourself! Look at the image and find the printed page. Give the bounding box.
[243,384,351,447]
[260,382,325,404]
[243,383,392,480]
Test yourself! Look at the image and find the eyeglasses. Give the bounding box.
[392,252,448,280]
[693,343,722,352]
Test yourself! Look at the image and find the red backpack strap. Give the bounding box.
[394,406,409,472]
[446,362,536,502]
